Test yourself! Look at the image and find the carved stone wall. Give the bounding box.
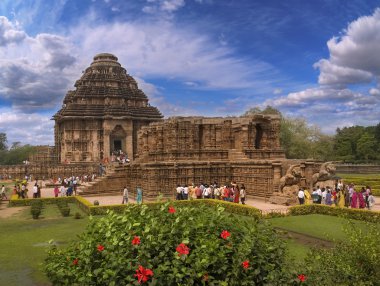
[136,115,285,162]
[124,160,280,199]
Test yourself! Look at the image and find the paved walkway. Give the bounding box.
[5,180,380,213]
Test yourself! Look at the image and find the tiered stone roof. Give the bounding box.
[54,53,162,121]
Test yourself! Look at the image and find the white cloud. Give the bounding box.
[315,59,372,85]
[0,16,26,46]
[273,88,282,95]
[316,8,380,86]
[70,20,277,90]
[369,88,380,96]
[0,17,77,112]
[142,0,185,14]
[0,109,54,145]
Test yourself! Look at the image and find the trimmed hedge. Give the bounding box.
[87,199,262,219]
[8,197,262,219]
[9,196,76,207]
[289,204,380,223]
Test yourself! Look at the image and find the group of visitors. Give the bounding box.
[111,150,130,164]
[13,181,42,199]
[175,182,247,204]
[297,181,376,210]
[121,186,143,204]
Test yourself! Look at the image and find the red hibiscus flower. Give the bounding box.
[202,273,209,281]
[220,230,231,239]
[134,265,154,284]
[241,260,249,269]
[176,243,190,256]
[72,258,78,266]
[168,206,176,213]
[132,236,141,245]
[298,274,307,282]
[97,244,105,252]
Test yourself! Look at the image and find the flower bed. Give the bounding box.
[44,202,292,285]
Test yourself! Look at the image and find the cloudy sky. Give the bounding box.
[0,0,380,145]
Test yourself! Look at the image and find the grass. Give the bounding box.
[268,214,380,264]
[337,173,380,196]
[269,214,368,241]
[0,204,89,286]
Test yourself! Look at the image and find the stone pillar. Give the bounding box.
[272,162,282,188]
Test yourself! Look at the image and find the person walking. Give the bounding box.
[368,192,375,210]
[240,184,246,204]
[297,188,305,205]
[53,186,59,197]
[1,185,7,200]
[122,186,129,204]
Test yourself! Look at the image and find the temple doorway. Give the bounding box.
[113,139,122,152]
[255,124,263,149]
[109,125,127,155]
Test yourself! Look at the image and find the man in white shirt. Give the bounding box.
[33,184,38,199]
[176,185,182,200]
[297,188,305,205]
[316,186,322,204]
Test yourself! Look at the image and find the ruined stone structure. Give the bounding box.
[118,115,286,199]
[136,116,284,162]
[53,53,162,164]
[0,52,337,204]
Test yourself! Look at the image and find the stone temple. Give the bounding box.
[53,53,162,163]
[0,53,335,204]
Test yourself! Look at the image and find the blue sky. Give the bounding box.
[0,0,380,145]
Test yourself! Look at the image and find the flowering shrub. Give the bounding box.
[44,202,292,285]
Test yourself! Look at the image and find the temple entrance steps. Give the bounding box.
[77,164,129,196]
[228,149,249,161]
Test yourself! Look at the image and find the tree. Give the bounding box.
[356,132,377,160]
[243,106,282,117]
[0,133,7,150]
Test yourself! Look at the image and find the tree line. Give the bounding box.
[0,133,36,165]
[243,106,380,163]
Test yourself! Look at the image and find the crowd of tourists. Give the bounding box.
[175,182,247,204]
[297,181,376,210]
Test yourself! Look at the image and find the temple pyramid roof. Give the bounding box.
[54,53,162,121]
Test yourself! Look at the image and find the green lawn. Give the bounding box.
[0,204,89,286]
[268,214,360,241]
[268,214,380,264]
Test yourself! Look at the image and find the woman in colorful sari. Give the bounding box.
[351,190,365,208]
[233,185,240,203]
[337,189,345,208]
[304,188,311,205]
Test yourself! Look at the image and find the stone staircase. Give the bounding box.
[77,164,129,196]
[228,149,250,161]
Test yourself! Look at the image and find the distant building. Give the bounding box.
[53,53,162,163]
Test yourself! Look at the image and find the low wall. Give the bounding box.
[336,164,380,174]
[0,163,98,180]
